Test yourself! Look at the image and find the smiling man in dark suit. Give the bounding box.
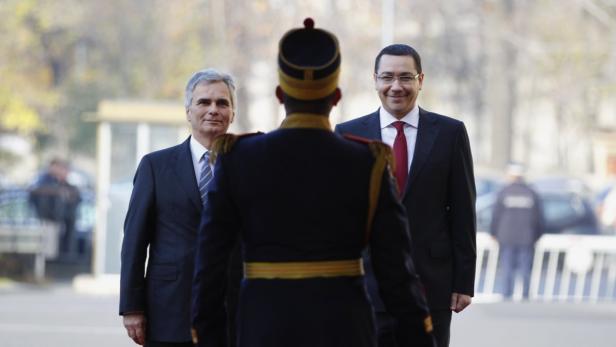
[335,44,477,347]
[119,68,238,347]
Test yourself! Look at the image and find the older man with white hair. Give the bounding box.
[120,68,240,347]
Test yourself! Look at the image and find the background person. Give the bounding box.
[29,158,81,259]
[490,163,544,300]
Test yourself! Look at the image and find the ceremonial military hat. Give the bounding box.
[278,18,340,100]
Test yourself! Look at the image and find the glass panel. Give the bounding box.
[150,124,181,152]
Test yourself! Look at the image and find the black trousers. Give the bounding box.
[430,309,452,347]
[376,309,451,347]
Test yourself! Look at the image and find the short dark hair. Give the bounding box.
[281,91,336,115]
[374,44,422,74]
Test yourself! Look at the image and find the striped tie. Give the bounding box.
[198,151,213,207]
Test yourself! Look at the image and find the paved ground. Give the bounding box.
[1,281,615,347]
[451,299,616,347]
[0,282,132,347]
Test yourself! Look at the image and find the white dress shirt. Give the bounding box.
[189,136,212,183]
[379,105,419,174]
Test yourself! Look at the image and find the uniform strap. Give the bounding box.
[366,141,395,244]
[209,132,263,163]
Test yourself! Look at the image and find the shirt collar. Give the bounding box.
[379,104,419,129]
[189,136,208,163]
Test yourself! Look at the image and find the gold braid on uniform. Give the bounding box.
[209,132,263,164]
[279,113,331,130]
[424,315,434,333]
[209,134,238,164]
[191,328,198,344]
[365,142,395,244]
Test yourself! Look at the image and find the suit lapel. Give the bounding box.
[172,137,202,212]
[362,110,383,141]
[404,108,439,197]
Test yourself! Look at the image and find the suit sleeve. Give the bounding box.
[192,154,240,347]
[448,123,477,296]
[119,156,155,315]
[370,171,436,347]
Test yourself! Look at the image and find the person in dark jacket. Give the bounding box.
[490,163,544,299]
[191,18,435,347]
[29,158,81,257]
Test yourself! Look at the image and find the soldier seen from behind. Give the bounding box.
[191,18,435,347]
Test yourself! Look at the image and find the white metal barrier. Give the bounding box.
[529,234,616,302]
[474,232,616,302]
[475,232,499,297]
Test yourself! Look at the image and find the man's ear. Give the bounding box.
[332,88,342,106]
[275,86,284,104]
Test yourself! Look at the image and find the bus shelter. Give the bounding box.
[86,100,188,276]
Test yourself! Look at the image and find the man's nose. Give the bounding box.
[390,79,404,89]
[206,103,220,115]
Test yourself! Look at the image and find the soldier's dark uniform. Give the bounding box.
[191,19,435,347]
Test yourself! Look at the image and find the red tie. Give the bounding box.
[392,121,408,195]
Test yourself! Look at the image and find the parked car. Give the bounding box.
[595,183,616,234]
[475,174,503,198]
[477,179,600,235]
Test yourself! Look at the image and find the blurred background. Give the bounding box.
[1,0,616,346]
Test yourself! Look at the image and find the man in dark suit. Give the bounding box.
[191,19,435,347]
[335,44,477,347]
[120,68,239,347]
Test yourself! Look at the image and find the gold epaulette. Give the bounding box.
[367,141,395,172]
[342,135,395,244]
[209,132,263,164]
[424,315,434,333]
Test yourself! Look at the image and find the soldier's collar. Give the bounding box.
[279,113,332,131]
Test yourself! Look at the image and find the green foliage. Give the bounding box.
[0,90,43,134]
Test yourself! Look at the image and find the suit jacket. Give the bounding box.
[191,126,434,347]
[335,108,477,310]
[119,137,208,342]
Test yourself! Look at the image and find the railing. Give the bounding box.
[529,234,616,302]
[475,232,499,296]
[0,223,59,281]
[474,232,616,302]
